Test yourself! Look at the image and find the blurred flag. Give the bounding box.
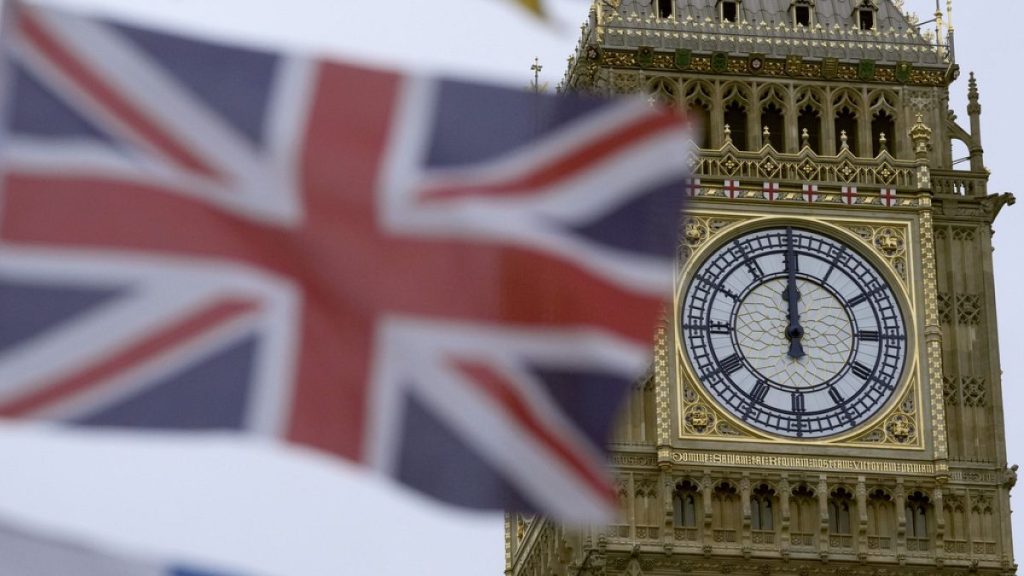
[0,517,242,576]
[513,0,545,17]
[0,1,690,522]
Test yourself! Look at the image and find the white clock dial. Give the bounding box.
[680,226,908,439]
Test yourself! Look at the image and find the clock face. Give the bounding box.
[680,226,908,439]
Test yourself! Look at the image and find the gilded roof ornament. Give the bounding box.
[909,114,933,157]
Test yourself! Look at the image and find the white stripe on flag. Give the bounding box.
[0,517,241,576]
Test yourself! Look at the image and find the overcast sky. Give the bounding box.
[0,1,1021,575]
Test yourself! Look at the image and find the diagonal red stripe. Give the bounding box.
[18,9,223,181]
[0,298,259,417]
[451,359,617,508]
[419,111,687,201]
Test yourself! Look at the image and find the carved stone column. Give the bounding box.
[779,476,791,556]
[818,475,830,555]
[740,474,752,550]
[895,480,907,556]
[856,477,868,559]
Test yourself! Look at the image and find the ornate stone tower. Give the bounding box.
[506,1,1017,575]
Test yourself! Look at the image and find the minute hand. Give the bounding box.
[784,228,806,359]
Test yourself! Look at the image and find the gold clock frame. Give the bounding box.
[673,211,925,449]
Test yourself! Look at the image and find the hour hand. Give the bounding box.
[782,282,805,359]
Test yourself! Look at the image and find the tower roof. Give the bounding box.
[674,1,916,32]
[581,0,951,71]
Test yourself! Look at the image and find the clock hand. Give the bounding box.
[783,227,805,359]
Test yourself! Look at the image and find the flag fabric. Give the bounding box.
[513,0,545,17]
[0,518,240,576]
[0,2,690,522]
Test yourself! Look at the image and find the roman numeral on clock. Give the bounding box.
[828,387,846,404]
[857,330,881,342]
[720,354,744,375]
[847,293,869,307]
[792,392,806,413]
[709,322,732,334]
[851,361,873,380]
[750,381,770,403]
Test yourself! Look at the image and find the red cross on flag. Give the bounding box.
[762,181,779,201]
[841,185,858,205]
[880,187,897,207]
[802,183,820,203]
[0,0,694,523]
[723,179,742,199]
[684,177,701,197]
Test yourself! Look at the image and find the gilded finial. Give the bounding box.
[909,114,933,159]
[724,123,733,143]
[801,128,810,149]
[528,57,547,94]
[879,132,888,153]
[840,130,849,150]
[763,125,771,138]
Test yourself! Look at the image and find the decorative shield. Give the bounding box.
[711,52,729,73]
[858,59,876,81]
[821,57,839,79]
[636,46,654,67]
[748,53,765,74]
[674,48,692,70]
[785,55,803,76]
[895,61,912,83]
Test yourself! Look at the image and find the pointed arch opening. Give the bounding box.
[796,88,823,153]
[905,491,932,552]
[789,484,817,548]
[684,80,713,149]
[724,102,748,150]
[674,479,701,541]
[834,108,858,155]
[761,103,785,150]
[712,482,741,543]
[751,484,776,532]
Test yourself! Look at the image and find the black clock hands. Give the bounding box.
[783,227,805,359]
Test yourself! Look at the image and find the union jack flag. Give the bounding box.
[0,517,241,576]
[0,3,690,521]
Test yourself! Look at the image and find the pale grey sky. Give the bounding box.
[0,1,1020,575]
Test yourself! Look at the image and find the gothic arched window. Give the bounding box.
[761,103,784,150]
[790,484,817,547]
[712,482,741,540]
[674,480,700,528]
[796,88,824,153]
[828,488,853,535]
[872,110,895,156]
[751,484,776,531]
[684,81,713,148]
[724,102,748,150]
[866,489,895,550]
[905,492,931,539]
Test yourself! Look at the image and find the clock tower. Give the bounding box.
[506,1,1017,575]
